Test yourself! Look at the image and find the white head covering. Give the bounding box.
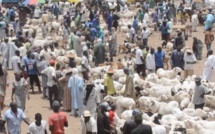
[72,68,79,76]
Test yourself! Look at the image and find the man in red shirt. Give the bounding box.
[48,101,68,134]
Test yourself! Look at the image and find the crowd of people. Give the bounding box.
[0,0,213,133]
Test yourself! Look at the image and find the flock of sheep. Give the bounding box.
[91,67,215,134]
[2,2,215,134]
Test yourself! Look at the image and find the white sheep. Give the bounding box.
[103,95,135,114]
[156,67,182,79]
[205,95,215,108]
[166,91,191,109]
[182,108,208,119]
[144,99,179,115]
[193,122,215,134]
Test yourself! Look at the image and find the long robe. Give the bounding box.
[107,15,112,31]
[1,41,18,69]
[170,50,184,70]
[68,33,74,50]
[146,53,156,71]
[94,43,105,66]
[68,73,84,116]
[59,74,71,111]
[73,35,82,57]
[191,14,198,31]
[112,32,117,55]
[205,14,214,31]
[84,86,100,118]
[0,68,7,107]
[97,28,104,42]
[149,0,155,8]
[202,55,215,81]
[123,74,136,100]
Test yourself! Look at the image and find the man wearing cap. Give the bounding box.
[131,113,152,134]
[48,101,68,134]
[41,59,58,108]
[97,103,113,134]
[183,48,197,79]
[193,77,211,110]
[121,109,140,134]
[104,68,116,96]
[81,110,97,134]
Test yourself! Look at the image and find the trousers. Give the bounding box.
[48,85,59,108]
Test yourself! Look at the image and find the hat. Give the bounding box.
[195,76,201,81]
[83,110,91,117]
[67,53,75,58]
[176,29,181,32]
[49,59,55,65]
[107,68,115,74]
[52,101,60,108]
[132,109,141,116]
[100,102,111,111]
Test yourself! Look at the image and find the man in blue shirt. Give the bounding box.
[85,19,93,28]
[89,25,97,44]
[92,16,100,28]
[133,16,138,33]
[25,52,41,94]
[159,21,169,47]
[3,102,30,134]
[154,47,165,70]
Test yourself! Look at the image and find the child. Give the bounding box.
[108,104,117,130]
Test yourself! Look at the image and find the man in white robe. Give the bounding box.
[73,33,82,57]
[0,38,18,69]
[146,48,156,74]
[202,50,215,81]
[191,12,199,32]
[68,68,84,117]
[84,82,100,119]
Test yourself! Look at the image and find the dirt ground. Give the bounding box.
[1,19,214,134]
